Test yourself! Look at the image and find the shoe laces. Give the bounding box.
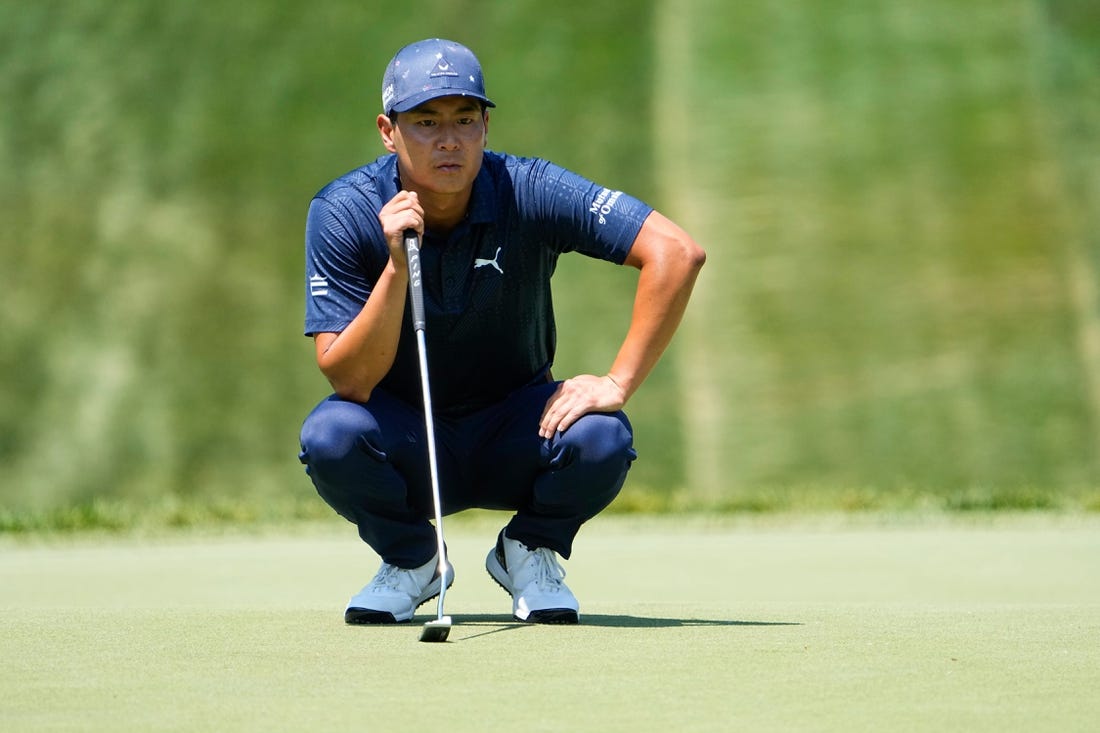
[527,547,567,592]
[369,563,405,592]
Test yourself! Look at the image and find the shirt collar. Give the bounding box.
[381,154,401,202]
[465,159,496,225]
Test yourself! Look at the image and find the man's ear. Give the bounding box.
[377,114,397,153]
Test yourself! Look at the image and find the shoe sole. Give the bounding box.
[344,572,454,625]
[485,552,579,625]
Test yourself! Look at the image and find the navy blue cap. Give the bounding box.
[381,39,496,116]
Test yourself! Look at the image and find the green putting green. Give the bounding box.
[3,515,1098,732]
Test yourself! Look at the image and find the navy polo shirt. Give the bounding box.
[304,150,653,416]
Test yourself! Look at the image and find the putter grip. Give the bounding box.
[403,229,426,332]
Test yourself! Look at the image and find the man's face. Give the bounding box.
[380,96,488,197]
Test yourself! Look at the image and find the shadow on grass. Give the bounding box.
[582,615,801,628]
[447,614,800,641]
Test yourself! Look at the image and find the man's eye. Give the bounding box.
[417,119,436,127]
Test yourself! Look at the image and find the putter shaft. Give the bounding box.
[405,230,452,641]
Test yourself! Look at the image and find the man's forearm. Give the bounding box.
[611,212,706,400]
[609,251,702,400]
[316,260,409,402]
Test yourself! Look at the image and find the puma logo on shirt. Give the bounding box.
[474,247,504,274]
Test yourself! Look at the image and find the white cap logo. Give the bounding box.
[430,55,459,78]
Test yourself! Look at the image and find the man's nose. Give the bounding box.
[438,125,460,149]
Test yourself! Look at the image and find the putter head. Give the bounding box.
[418,616,452,643]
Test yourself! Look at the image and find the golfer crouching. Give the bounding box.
[298,39,705,625]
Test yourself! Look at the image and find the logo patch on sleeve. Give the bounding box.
[309,274,329,296]
[589,188,624,225]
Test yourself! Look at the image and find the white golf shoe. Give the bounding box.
[486,530,579,624]
[345,554,454,624]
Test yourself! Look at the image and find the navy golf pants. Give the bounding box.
[298,381,636,568]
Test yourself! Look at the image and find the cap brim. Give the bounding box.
[390,90,495,115]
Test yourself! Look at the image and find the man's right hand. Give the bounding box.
[379,190,425,270]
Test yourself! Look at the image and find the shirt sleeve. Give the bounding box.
[303,194,382,337]
[520,159,654,264]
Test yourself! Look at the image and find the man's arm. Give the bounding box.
[314,191,425,403]
[313,262,407,403]
[538,210,706,438]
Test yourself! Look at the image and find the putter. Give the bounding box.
[404,229,453,643]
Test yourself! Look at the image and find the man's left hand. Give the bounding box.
[539,375,627,439]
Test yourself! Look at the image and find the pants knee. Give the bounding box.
[299,399,384,476]
[556,411,636,468]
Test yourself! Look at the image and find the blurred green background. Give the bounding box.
[2,0,1098,528]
